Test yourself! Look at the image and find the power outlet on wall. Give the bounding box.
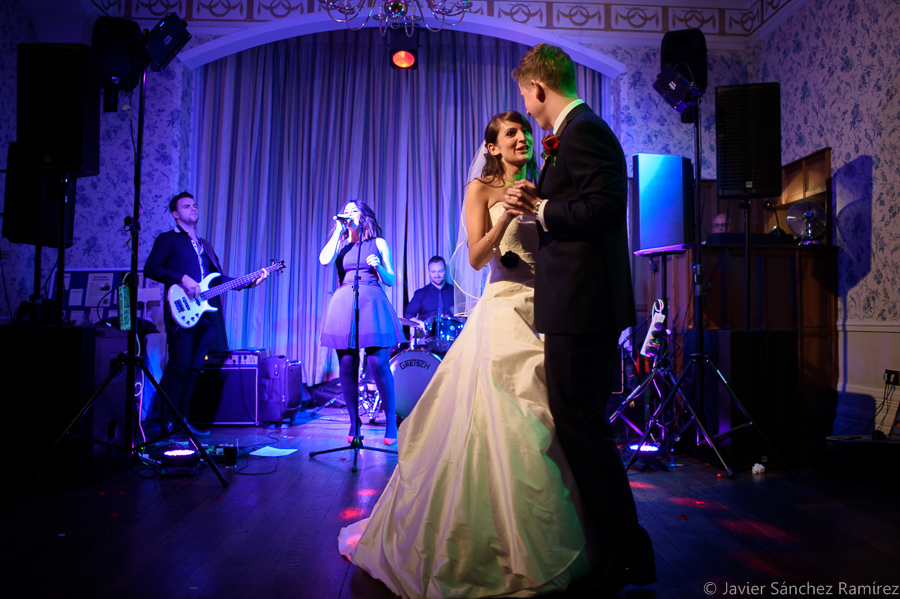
[885,370,900,386]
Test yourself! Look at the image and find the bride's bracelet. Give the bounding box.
[484,234,498,253]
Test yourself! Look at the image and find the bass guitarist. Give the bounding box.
[144,191,268,437]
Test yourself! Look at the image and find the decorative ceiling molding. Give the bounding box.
[176,12,628,77]
[95,0,805,46]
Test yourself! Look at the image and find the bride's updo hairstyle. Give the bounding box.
[480,110,538,185]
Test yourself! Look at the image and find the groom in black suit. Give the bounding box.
[503,43,655,593]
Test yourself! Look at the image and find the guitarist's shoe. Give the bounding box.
[186,422,212,438]
[166,421,212,438]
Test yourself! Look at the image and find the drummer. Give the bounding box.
[404,255,456,334]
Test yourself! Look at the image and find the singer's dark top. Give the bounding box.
[404,283,456,321]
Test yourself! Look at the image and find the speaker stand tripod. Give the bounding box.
[40,61,229,488]
[44,353,229,486]
[610,350,689,472]
[624,351,794,480]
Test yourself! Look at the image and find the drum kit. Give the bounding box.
[358,314,465,422]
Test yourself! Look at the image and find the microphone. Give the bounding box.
[333,214,351,223]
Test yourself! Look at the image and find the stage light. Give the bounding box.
[144,13,191,72]
[160,448,199,474]
[389,32,418,70]
[629,443,661,453]
[91,13,191,112]
[652,64,699,115]
[391,50,416,69]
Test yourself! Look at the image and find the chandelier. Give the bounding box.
[318,0,474,35]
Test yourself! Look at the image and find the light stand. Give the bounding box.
[40,15,228,486]
[631,71,793,478]
[610,254,688,470]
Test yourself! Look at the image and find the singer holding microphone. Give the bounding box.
[319,201,401,445]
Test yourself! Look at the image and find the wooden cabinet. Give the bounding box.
[764,148,832,245]
[629,147,837,464]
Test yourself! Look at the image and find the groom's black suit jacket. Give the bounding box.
[535,103,636,336]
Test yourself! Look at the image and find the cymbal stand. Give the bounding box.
[307,360,382,420]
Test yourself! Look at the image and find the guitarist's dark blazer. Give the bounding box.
[144,228,231,290]
[535,103,636,336]
[144,227,236,345]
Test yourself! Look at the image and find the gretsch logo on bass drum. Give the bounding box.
[399,359,433,371]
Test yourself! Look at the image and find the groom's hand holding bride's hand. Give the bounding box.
[503,180,540,217]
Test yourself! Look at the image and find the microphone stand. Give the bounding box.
[310,228,397,472]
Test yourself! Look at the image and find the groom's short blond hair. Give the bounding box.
[512,43,577,97]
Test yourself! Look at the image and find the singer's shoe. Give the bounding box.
[383,437,397,446]
[348,418,363,443]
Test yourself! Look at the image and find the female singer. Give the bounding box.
[319,200,401,444]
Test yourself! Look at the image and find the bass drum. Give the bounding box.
[390,350,442,418]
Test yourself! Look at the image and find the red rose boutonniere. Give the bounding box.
[541,133,560,166]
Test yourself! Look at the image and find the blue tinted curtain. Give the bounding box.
[192,29,608,383]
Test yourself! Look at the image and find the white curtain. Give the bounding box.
[192,29,609,384]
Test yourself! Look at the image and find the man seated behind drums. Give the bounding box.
[404,255,457,336]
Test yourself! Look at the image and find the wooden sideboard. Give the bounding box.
[628,148,838,466]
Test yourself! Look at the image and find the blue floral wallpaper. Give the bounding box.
[758,0,899,323]
[596,44,754,181]
[0,0,36,318]
[2,0,896,333]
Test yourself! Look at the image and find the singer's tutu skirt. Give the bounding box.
[321,282,403,349]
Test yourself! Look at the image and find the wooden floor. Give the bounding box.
[8,407,900,599]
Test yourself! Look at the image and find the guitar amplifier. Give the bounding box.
[190,349,266,426]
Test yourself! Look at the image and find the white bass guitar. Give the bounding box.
[167,260,285,328]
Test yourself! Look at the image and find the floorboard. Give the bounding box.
[7,407,900,599]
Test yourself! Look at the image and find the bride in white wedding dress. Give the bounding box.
[338,111,589,598]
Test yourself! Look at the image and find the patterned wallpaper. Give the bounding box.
[594,44,753,180]
[1,0,897,328]
[757,0,899,322]
[0,0,36,317]
[0,27,211,323]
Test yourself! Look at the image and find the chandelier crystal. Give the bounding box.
[319,0,474,35]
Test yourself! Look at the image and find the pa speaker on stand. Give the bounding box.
[716,82,782,328]
[715,83,782,199]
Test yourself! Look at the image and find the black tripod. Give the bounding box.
[42,62,228,487]
[610,252,683,445]
[310,234,397,472]
[610,341,690,471]
[631,93,793,479]
[624,349,793,478]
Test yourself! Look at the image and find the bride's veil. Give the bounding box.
[449,141,490,316]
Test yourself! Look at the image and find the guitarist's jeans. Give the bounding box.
[162,313,217,422]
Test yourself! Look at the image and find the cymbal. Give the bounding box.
[398,317,420,328]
